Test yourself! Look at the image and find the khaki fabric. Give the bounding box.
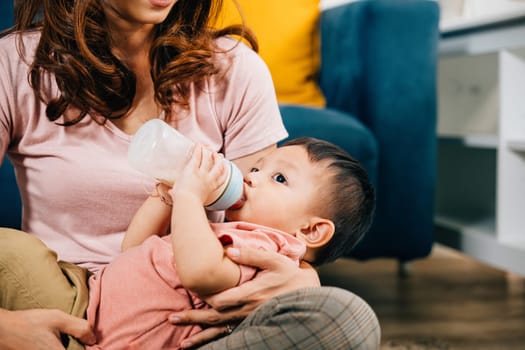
[0,228,89,350]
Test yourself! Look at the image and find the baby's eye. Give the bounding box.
[272,173,287,184]
[249,167,259,173]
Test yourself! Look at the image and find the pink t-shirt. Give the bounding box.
[0,32,288,271]
[85,222,306,350]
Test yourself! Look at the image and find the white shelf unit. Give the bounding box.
[440,7,525,33]
[436,20,525,276]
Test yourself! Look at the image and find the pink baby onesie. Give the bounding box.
[86,222,306,350]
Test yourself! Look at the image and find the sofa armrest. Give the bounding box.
[320,0,440,260]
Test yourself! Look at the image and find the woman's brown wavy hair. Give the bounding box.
[11,0,256,125]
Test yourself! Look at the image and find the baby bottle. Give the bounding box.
[128,119,243,211]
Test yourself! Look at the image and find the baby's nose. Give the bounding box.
[244,172,257,186]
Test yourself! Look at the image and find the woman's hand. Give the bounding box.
[0,308,96,350]
[167,246,320,348]
[208,246,320,311]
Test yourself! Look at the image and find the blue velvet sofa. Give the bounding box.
[0,0,440,263]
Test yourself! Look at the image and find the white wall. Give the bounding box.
[320,0,357,10]
[439,0,525,30]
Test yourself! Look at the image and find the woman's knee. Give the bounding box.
[243,286,381,349]
[0,228,55,263]
[307,286,381,349]
[0,228,76,312]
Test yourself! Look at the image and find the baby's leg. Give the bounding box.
[0,228,89,350]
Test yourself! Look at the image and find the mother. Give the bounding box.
[0,0,380,349]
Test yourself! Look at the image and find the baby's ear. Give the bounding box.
[296,218,335,248]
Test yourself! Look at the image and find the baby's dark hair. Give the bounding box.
[282,137,375,265]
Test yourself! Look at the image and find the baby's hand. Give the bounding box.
[172,144,228,205]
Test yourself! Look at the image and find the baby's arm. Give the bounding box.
[122,185,172,251]
[171,144,241,297]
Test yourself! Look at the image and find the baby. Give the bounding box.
[86,137,376,349]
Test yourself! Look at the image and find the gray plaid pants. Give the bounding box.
[200,287,380,350]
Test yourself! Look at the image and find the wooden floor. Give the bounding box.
[317,244,525,350]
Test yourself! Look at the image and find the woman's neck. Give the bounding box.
[108,26,154,63]
[103,3,155,60]
[102,7,161,135]
[107,28,159,135]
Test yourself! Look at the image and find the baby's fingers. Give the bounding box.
[209,153,227,181]
[187,144,203,169]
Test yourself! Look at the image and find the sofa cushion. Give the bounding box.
[0,158,22,229]
[279,105,378,185]
[218,0,325,107]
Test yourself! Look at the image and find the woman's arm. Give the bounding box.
[170,144,241,297]
[167,247,320,348]
[121,186,172,251]
[205,246,320,309]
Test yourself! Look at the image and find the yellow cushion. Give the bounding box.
[217,0,325,107]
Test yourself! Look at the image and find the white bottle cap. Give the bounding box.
[205,161,244,211]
